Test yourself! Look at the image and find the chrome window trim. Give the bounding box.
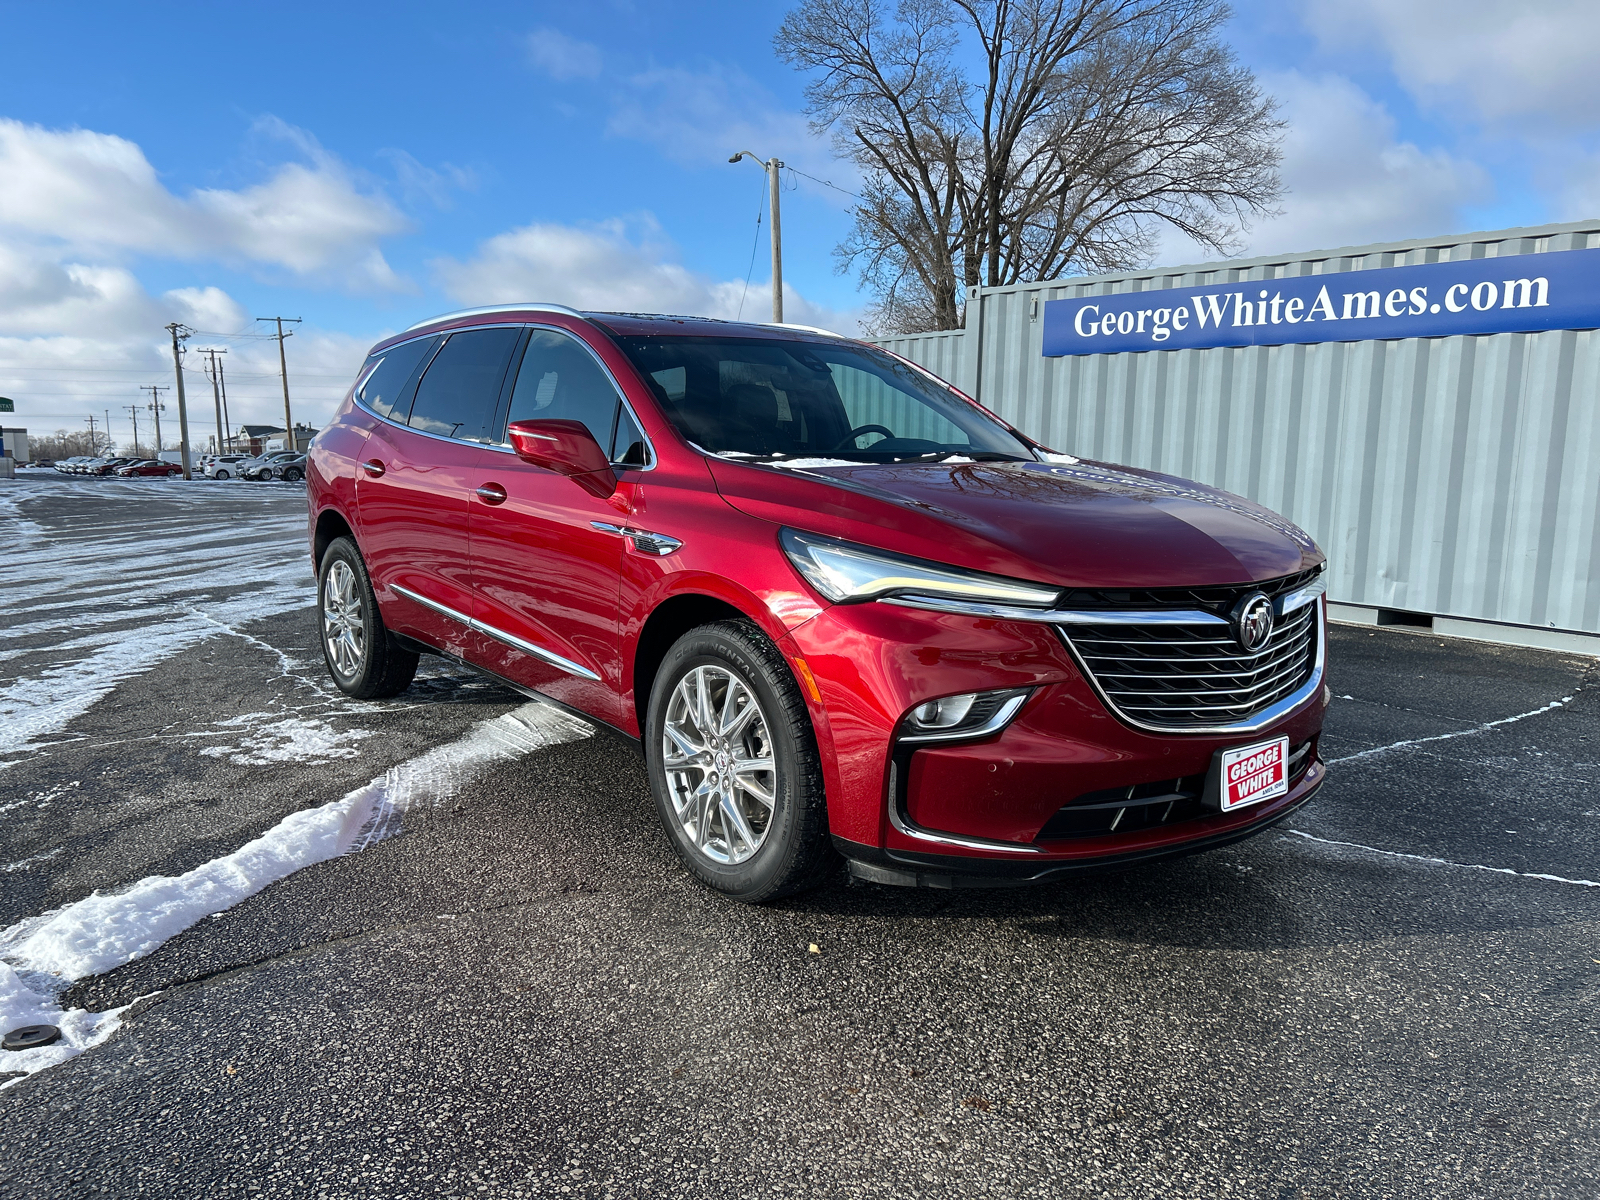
[1052,596,1326,736]
[389,583,601,682]
[896,690,1031,745]
[501,322,658,472]
[352,322,658,471]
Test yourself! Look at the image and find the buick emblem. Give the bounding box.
[1231,592,1275,653]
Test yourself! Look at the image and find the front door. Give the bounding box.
[356,326,520,656]
[468,326,638,725]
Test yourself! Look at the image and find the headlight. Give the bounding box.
[779,529,1060,608]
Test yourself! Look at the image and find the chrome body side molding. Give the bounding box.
[389,584,602,682]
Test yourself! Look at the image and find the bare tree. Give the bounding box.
[776,0,1283,332]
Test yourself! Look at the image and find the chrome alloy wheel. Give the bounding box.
[322,559,367,678]
[661,665,777,865]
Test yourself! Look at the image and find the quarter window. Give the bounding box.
[408,327,522,443]
[356,336,439,421]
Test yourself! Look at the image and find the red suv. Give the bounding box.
[307,305,1328,901]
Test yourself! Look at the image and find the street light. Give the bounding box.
[730,151,784,324]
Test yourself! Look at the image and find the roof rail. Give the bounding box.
[765,321,849,339]
[403,303,585,332]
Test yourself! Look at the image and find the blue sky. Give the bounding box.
[1,0,1596,442]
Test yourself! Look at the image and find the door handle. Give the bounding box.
[475,483,507,505]
[360,459,385,478]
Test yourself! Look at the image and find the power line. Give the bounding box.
[737,172,768,322]
[784,165,862,201]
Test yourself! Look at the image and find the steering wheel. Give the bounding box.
[830,424,896,452]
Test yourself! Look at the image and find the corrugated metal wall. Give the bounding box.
[870,220,1600,637]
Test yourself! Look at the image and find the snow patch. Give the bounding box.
[1035,451,1081,464]
[197,713,373,765]
[767,458,863,469]
[0,700,590,1086]
[0,963,135,1090]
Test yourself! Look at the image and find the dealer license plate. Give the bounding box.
[1217,736,1290,811]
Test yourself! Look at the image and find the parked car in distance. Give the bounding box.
[270,453,308,482]
[54,457,92,474]
[88,457,140,476]
[115,459,184,478]
[242,451,300,480]
[308,306,1329,904]
[205,454,250,480]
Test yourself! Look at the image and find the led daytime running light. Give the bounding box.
[780,528,1060,608]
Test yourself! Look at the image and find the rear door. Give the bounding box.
[468,326,641,724]
[355,327,520,656]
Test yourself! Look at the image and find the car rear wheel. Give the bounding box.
[645,621,834,902]
[215,469,230,480]
[318,537,418,699]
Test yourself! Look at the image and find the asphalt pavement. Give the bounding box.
[1,476,1596,1199]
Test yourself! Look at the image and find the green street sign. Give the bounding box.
[0,397,13,412]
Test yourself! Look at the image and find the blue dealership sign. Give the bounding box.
[1042,247,1600,356]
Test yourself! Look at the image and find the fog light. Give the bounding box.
[911,693,977,729]
[901,688,1032,744]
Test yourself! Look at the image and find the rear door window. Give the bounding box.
[356,336,439,421]
[500,328,623,454]
[408,327,522,443]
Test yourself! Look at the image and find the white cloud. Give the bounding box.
[0,117,411,291]
[1158,72,1488,263]
[527,28,603,81]
[431,215,860,333]
[1303,0,1600,127]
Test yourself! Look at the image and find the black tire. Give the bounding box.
[215,469,230,480]
[645,620,835,903]
[317,536,418,699]
[284,468,303,482]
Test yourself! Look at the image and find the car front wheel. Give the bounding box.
[645,620,834,902]
[318,537,418,699]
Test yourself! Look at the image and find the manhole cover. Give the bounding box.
[3,1024,62,1051]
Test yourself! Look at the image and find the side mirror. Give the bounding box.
[505,418,616,497]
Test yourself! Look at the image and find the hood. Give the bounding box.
[707,457,1322,590]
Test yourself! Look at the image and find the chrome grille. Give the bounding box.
[1058,585,1320,730]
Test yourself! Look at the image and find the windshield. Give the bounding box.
[609,335,1034,463]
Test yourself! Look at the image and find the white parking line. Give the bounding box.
[1285,829,1600,888]
[1326,693,1579,765]
[0,700,590,1088]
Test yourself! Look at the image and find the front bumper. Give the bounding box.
[783,595,1329,874]
[837,762,1322,886]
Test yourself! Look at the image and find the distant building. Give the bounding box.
[235,423,318,454]
[1,427,30,463]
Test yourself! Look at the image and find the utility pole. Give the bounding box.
[124,402,141,457]
[257,316,301,451]
[165,323,194,480]
[84,415,99,456]
[142,385,167,459]
[218,354,232,452]
[729,151,784,323]
[105,409,112,454]
[198,348,228,461]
